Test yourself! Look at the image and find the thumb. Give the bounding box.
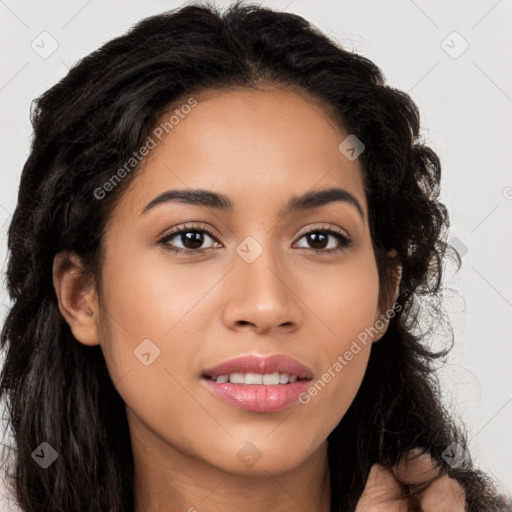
[355,463,409,511]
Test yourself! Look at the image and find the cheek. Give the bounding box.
[298,249,380,346]
[99,241,217,340]
[293,252,379,428]
[96,242,217,398]
[95,251,216,446]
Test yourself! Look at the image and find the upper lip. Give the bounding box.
[202,354,313,380]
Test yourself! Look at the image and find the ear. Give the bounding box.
[52,252,101,346]
[372,250,402,343]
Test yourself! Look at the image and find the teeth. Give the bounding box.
[245,373,263,385]
[229,372,245,384]
[279,373,289,384]
[213,372,299,384]
[262,372,280,385]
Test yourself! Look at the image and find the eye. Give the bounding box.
[293,225,353,254]
[157,224,221,254]
[157,223,353,255]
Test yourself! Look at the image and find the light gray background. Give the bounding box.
[1,0,511,507]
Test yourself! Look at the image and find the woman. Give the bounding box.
[1,2,510,511]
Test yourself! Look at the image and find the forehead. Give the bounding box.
[119,86,367,218]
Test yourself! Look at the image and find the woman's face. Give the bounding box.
[88,86,388,475]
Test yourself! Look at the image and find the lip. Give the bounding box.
[201,354,313,413]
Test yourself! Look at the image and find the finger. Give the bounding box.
[391,450,441,486]
[355,463,409,512]
[419,474,466,512]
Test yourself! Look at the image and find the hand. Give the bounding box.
[355,450,467,511]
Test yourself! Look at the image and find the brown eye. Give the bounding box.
[294,228,353,254]
[158,225,221,253]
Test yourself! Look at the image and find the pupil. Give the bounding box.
[183,231,203,249]
[309,232,327,249]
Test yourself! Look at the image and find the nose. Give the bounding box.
[220,242,303,336]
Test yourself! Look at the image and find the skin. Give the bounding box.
[52,85,464,511]
[356,451,466,511]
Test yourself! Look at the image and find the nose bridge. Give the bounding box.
[222,230,301,331]
[234,232,288,299]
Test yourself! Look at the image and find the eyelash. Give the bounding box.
[157,223,353,255]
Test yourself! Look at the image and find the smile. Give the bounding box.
[201,354,313,413]
[208,372,301,385]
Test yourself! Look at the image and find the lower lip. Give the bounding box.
[203,379,311,413]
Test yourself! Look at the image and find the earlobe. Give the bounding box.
[52,252,101,346]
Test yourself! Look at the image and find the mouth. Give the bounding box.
[201,354,313,413]
[201,353,313,381]
[202,372,306,385]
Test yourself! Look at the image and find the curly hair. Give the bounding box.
[1,2,510,511]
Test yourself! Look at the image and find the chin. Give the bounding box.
[201,436,323,476]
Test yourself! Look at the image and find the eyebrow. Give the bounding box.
[141,186,365,222]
